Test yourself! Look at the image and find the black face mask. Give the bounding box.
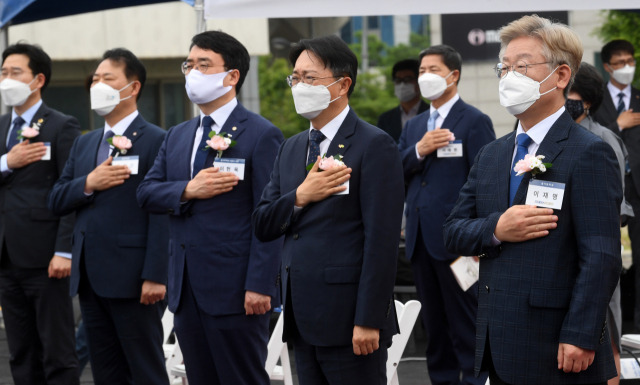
[565,99,585,121]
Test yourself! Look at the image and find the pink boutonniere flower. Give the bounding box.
[514,154,552,176]
[206,132,236,159]
[107,135,132,156]
[307,154,346,172]
[19,118,43,139]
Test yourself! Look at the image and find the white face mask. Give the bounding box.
[418,72,454,100]
[291,78,342,120]
[90,82,134,116]
[185,69,232,105]
[394,82,417,103]
[611,64,636,85]
[499,66,559,116]
[0,77,37,107]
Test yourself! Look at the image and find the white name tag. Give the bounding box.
[450,256,479,291]
[112,155,139,175]
[437,140,463,158]
[525,179,565,210]
[333,180,349,195]
[41,142,51,161]
[215,158,245,180]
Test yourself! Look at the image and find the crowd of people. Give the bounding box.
[0,12,637,385]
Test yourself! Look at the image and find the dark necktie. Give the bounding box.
[192,116,214,178]
[617,92,625,115]
[7,116,25,151]
[96,130,115,165]
[509,133,532,206]
[307,129,326,167]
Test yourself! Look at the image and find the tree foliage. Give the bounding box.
[595,10,640,89]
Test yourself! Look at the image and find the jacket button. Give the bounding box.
[293,234,299,240]
[180,244,185,250]
[167,208,174,214]
[421,182,426,187]
[285,266,290,272]
[485,285,490,293]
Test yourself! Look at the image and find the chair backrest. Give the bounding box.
[161,309,174,344]
[387,300,422,385]
[265,310,285,373]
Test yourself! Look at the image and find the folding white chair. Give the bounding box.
[265,310,294,384]
[161,309,186,385]
[387,300,422,385]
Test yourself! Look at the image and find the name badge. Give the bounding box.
[437,140,463,158]
[41,142,51,161]
[525,179,565,210]
[112,155,139,175]
[215,158,245,180]
[334,180,349,195]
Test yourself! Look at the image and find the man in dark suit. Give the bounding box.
[0,43,80,385]
[592,39,640,332]
[377,59,429,143]
[137,31,283,385]
[444,15,621,385]
[252,35,404,385]
[399,44,495,385]
[48,48,169,385]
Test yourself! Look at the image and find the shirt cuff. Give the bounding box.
[55,252,72,259]
[415,144,424,161]
[491,234,501,246]
[1,154,12,175]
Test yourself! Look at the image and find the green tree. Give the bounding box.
[596,10,640,88]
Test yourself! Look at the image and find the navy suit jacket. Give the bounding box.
[137,103,284,316]
[443,112,621,384]
[377,100,429,142]
[0,103,80,268]
[253,108,404,347]
[399,98,495,261]
[48,115,169,298]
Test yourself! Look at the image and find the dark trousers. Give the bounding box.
[78,268,168,385]
[173,268,270,385]
[0,262,78,385]
[410,231,487,385]
[625,175,640,332]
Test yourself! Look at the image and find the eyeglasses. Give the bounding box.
[494,61,551,79]
[609,58,636,68]
[181,61,217,75]
[286,75,338,87]
[393,76,417,84]
[0,69,32,79]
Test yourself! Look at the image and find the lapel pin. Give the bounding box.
[232,126,237,131]
[338,144,344,148]
[133,132,137,136]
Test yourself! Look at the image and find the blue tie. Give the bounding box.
[7,116,25,151]
[427,110,439,132]
[192,116,214,178]
[617,92,625,115]
[509,133,532,206]
[307,129,325,167]
[96,130,115,165]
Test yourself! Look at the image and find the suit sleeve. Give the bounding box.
[252,140,299,242]
[137,127,190,216]
[398,120,424,180]
[48,136,94,217]
[354,132,405,329]
[244,125,284,297]
[559,140,622,349]
[443,146,503,257]
[465,113,495,168]
[51,116,82,254]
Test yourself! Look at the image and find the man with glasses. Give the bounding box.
[593,40,640,333]
[377,59,429,143]
[137,31,283,385]
[399,44,495,385]
[253,35,404,384]
[0,43,80,385]
[444,15,621,385]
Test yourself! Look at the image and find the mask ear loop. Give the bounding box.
[118,81,136,102]
[327,77,345,103]
[538,66,560,97]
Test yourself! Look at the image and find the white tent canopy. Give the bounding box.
[205,0,639,18]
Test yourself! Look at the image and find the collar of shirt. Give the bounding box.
[514,106,565,160]
[10,98,43,132]
[104,110,139,137]
[607,81,631,109]
[190,98,238,175]
[429,93,459,129]
[308,105,350,157]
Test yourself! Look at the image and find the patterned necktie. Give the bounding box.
[617,92,625,115]
[307,129,326,167]
[509,133,532,206]
[427,110,439,132]
[7,116,25,151]
[192,116,214,178]
[96,130,115,165]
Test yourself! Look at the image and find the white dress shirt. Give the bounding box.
[415,93,460,160]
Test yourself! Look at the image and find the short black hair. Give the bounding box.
[419,44,462,84]
[289,35,358,97]
[392,59,419,79]
[601,39,635,64]
[101,48,146,101]
[2,43,52,91]
[190,31,250,94]
[571,62,604,113]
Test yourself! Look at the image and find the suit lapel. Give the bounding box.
[498,132,516,211]
[0,113,11,155]
[632,87,640,111]
[326,109,356,161]
[110,115,147,157]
